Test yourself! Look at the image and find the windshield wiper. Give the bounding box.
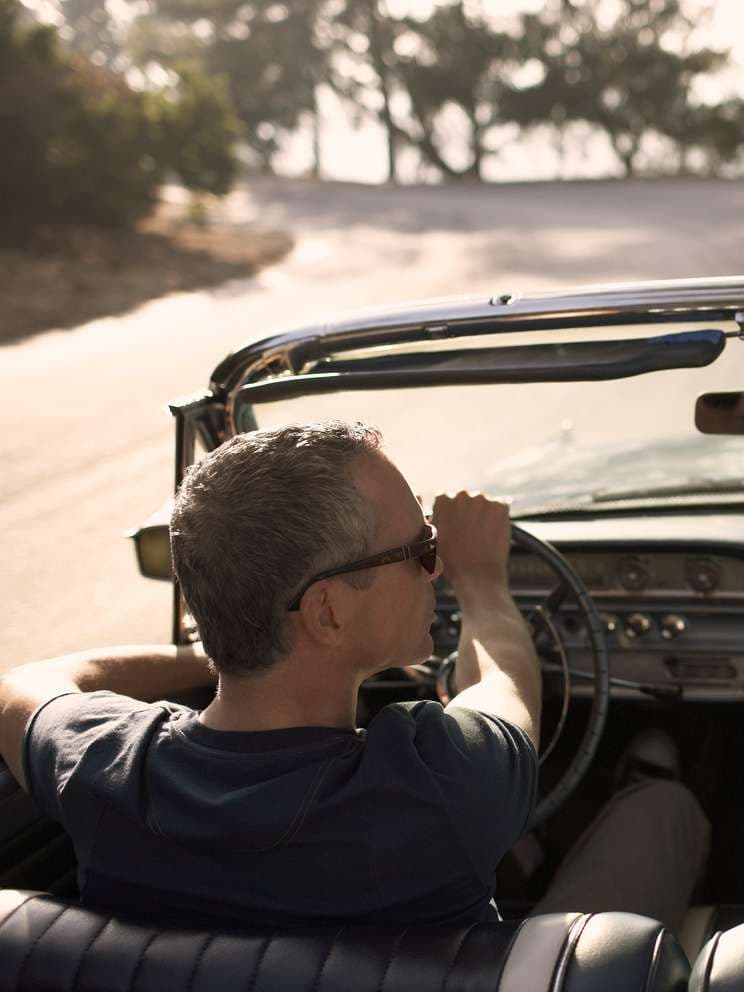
[512,478,744,519]
[590,478,744,502]
[236,328,726,403]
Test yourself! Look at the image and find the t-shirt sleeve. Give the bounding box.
[365,700,538,886]
[22,691,179,824]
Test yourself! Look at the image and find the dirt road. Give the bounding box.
[2,177,743,670]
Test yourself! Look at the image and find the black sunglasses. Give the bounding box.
[287,524,438,611]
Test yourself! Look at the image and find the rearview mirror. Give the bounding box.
[696,391,744,434]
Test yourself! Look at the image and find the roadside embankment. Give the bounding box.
[0,196,293,345]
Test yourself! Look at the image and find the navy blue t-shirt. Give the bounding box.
[23,691,537,928]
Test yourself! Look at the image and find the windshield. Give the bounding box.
[248,322,744,512]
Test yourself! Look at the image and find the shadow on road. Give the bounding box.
[244,176,744,286]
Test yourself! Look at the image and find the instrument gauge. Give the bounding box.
[617,556,649,591]
[686,558,720,594]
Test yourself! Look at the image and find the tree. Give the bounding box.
[0,0,161,236]
[393,3,518,180]
[133,0,328,173]
[0,0,238,242]
[328,0,401,182]
[330,1,520,182]
[158,69,240,195]
[58,0,122,69]
[500,0,730,177]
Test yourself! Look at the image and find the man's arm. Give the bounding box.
[0,644,216,791]
[432,493,541,748]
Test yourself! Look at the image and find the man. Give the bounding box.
[0,421,707,931]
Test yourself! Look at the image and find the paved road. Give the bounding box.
[2,177,743,670]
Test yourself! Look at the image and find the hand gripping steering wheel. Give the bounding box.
[436,523,609,827]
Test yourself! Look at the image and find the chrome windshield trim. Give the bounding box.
[209,276,744,401]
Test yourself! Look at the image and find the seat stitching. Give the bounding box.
[0,892,38,935]
[493,916,528,990]
[244,935,271,992]
[70,916,112,991]
[643,927,665,992]
[701,931,721,992]
[126,929,158,992]
[377,928,407,992]
[550,913,593,992]
[440,923,477,992]
[186,933,215,992]
[15,900,69,989]
[311,927,344,992]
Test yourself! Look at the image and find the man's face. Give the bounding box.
[347,450,442,673]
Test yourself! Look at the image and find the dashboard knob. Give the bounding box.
[599,612,619,634]
[660,614,687,639]
[625,613,652,638]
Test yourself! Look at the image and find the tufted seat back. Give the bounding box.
[689,921,744,992]
[0,889,690,992]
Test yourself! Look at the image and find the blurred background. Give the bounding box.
[3,0,744,669]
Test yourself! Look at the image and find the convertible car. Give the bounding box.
[3,276,744,990]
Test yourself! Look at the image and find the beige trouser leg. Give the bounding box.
[532,780,710,935]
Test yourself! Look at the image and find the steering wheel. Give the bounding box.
[435,523,609,827]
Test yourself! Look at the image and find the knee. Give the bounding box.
[630,780,710,856]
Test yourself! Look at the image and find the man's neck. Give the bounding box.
[199,656,360,732]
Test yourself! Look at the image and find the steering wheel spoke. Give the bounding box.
[537,580,572,621]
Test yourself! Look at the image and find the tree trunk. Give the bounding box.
[367,0,397,183]
[468,111,483,181]
[608,130,636,177]
[553,125,565,180]
[310,87,321,180]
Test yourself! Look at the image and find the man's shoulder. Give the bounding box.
[363,699,537,773]
[23,691,194,820]
[27,690,187,738]
[24,691,191,786]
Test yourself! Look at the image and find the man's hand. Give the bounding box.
[431,491,541,747]
[432,491,512,603]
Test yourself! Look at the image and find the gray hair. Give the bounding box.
[170,420,382,676]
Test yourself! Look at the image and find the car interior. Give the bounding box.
[3,280,744,990]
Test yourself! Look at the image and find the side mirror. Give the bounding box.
[127,500,173,581]
[695,391,744,435]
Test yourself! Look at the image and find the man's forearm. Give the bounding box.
[451,589,542,744]
[3,644,216,703]
[455,591,538,692]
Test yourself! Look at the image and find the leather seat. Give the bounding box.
[680,907,744,966]
[0,889,690,992]
[689,921,744,991]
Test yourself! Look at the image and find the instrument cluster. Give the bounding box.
[432,546,744,697]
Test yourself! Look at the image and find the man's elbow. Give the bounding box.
[450,679,541,750]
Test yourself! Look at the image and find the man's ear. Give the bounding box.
[297,581,348,646]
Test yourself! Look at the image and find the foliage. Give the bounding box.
[0,0,239,243]
[327,0,401,181]
[392,3,518,180]
[134,0,327,171]
[0,0,160,237]
[51,0,744,183]
[58,0,122,69]
[500,0,737,177]
[158,69,240,195]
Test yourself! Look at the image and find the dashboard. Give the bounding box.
[430,512,744,702]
